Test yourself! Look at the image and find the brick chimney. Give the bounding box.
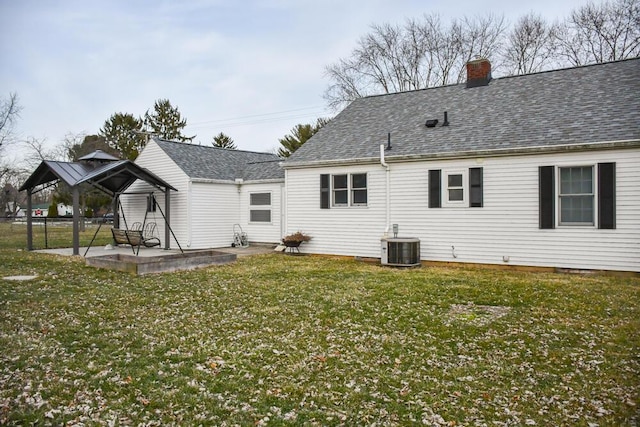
[466,58,491,88]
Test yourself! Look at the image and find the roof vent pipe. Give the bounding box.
[443,111,449,126]
[387,132,392,150]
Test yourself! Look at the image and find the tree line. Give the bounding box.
[324,0,640,109]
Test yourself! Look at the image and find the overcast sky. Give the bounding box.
[1,0,588,158]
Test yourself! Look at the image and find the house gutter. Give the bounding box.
[282,139,640,169]
[190,178,284,185]
[380,144,390,236]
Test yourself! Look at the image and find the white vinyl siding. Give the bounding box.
[124,140,190,249]
[239,183,283,243]
[287,167,382,256]
[285,148,639,272]
[127,139,283,249]
[190,182,239,248]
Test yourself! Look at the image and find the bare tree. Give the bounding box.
[453,14,507,82]
[324,58,370,110]
[421,14,460,86]
[0,92,21,152]
[324,13,506,110]
[503,13,559,74]
[22,137,59,169]
[1,166,29,217]
[323,0,638,111]
[555,0,640,66]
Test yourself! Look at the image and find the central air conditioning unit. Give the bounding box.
[381,237,421,267]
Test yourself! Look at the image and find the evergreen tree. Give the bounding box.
[212,132,237,149]
[99,113,146,160]
[68,134,120,161]
[144,99,195,142]
[277,118,330,158]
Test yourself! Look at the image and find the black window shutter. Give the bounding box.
[469,167,483,207]
[428,170,441,208]
[598,162,615,229]
[320,174,330,209]
[539,166,555,229]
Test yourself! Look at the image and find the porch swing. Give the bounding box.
[85,191,183,256]
[111,193,160,255]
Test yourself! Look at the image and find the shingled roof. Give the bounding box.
[154,138,284,181]
[285,58,640,166]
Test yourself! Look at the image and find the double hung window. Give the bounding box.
[559,166,594,225]
[539,162,615,229]
[250,192,271,222]
[320,173,368,208]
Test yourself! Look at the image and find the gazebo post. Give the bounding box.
[26,189,33,251]
[72,186,80,255]
[164,188,170,250]
[112,193,119,230]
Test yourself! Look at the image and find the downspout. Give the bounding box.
[380,143,390,236]
[187,179,192,248]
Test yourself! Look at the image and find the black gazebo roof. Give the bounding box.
[20,154,176,195]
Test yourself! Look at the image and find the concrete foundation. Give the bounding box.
[85,250,236,275]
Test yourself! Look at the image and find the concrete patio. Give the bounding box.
[36,243,277,258]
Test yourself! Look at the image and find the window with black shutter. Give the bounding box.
[539,166,555,229]
[320,173,368,208]
[320,174,330,209]
[428,169,441,208]
[598,162,616,229]
[539,162,616,229]
[469,167,483,207]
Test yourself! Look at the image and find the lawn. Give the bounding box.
[0,224,638,426]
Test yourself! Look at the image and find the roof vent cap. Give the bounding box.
[425,119,439,128]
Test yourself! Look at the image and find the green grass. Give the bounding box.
[0,220,113,250]
[0,223,638,425]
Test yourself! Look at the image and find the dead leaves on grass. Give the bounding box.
[0,254,638,425]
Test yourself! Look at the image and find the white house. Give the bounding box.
[124,139,284,249]
[282,58,640,272]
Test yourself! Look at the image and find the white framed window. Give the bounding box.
[351,173,367,205]
[443,170,467,207]
[558,165,594,225]
[321,173,368,208]
[332,174,348,206]
[249,192,271,223]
